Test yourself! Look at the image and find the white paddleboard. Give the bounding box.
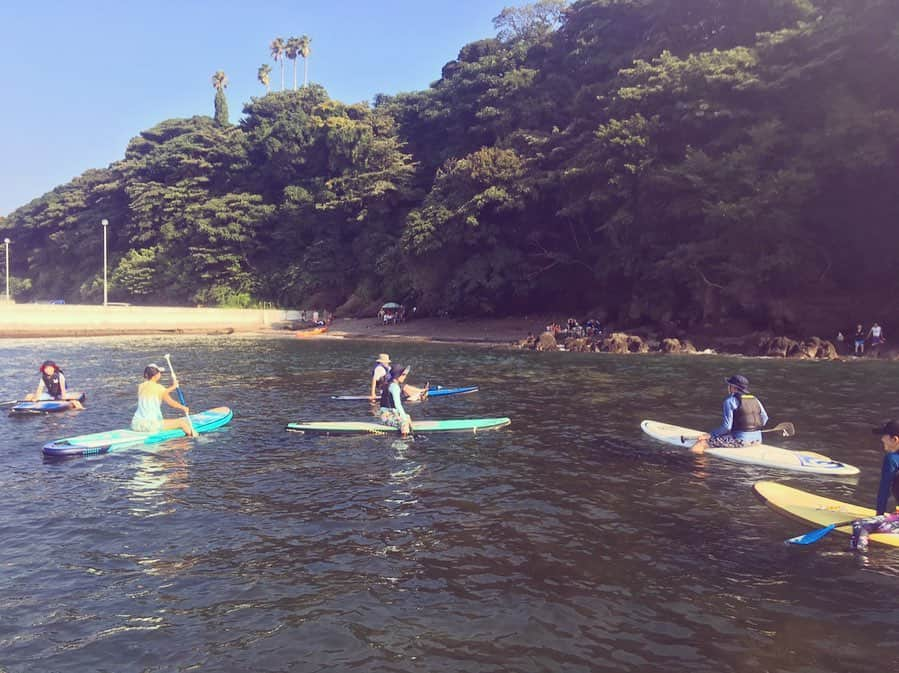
[641,419,860,476]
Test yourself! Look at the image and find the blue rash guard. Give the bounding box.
[710,394,769,444]
[875,450,899,515]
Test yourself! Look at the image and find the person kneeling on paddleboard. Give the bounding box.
[379,365,413,436]
[25,360,85,410]
[131,364,197,437]
[690,375,768,454]
[848,420,899,552]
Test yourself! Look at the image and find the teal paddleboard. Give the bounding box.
[286,417,511,435]
[43,406,233,457]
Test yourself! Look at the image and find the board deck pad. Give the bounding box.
[641,419,859,476]
[42,406,233,457]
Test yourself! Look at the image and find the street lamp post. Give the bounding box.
[3,238,9,303]
[101,219,108,306]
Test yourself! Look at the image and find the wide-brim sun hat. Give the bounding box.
[376,353,391,364]
[725,374,750,392]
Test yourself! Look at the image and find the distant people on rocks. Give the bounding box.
[854,324,866,356]
[867,322,885,357]
[835,331,845,354]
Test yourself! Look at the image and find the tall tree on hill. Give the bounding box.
[257,63,272,93]
[298,35,312,87]
[286,37,300,90]
[270,37,286,91]
[211,71,229,127]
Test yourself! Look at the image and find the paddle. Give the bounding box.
[680,422,796,444]
[163,354,196,437]
[785,519,856,546]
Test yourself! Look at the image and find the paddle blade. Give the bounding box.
[777,422,796,437]
[785,523,838,546]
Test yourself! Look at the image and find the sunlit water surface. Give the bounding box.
[1,335,898,672]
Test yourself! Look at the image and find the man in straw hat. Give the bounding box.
[369,353,392,400]
[690,374,769,454]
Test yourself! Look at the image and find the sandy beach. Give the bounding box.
[323,316,545,345]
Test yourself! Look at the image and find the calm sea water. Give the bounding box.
[1,335,898,672]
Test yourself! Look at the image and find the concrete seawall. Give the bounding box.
[0,303,297,337]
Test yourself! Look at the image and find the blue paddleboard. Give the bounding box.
[330,386,479,401]
[9,392,87,415]
[42,406,233,457]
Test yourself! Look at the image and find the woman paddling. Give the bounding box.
[131,363,197,436]
[25,360,85,410]
[690,375,769,454]
[379,364,413,437]
[848,420,899,552]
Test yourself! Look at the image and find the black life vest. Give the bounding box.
[380,381,399,409]
[42,369,64,398]
[732,394,764,432]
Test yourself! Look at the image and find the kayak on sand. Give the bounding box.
[641,419,859,476]
[42,406,233,457]
[753,481,899,548]
[287,417,510,435]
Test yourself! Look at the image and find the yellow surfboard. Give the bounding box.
[753,481,899,548]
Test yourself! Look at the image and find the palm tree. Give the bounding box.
[298,35,311,88]
[270,37,286,91]
[257,63,272,93]
[286,36,300,90]
[211,71,229,126]
[211,70,228,91]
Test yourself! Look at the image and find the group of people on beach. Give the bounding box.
[835,322,886,357]
[693,373,899,552]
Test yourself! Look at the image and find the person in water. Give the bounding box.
[25,360,85,409]
[379,364,413,436]
[690,375,769,454]
[848,420,899,552]
[131,363,197,436]
[369,353,392,400]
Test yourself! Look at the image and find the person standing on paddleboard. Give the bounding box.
[379,364,413,436]
[25,360,85,409]
[131,364,197,437]
[690,375,768,454]
[848,420,899,552]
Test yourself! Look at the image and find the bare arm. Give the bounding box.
[162,391,189,414]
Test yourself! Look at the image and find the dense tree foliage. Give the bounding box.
[3,0,898,331]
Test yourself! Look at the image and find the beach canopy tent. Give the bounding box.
[381,302,402,309]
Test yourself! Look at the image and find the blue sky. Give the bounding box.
[0,0,515,216]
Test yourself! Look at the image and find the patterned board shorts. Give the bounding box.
[379,410,405,428]
[708,434,750,448]
[850,513,899,551]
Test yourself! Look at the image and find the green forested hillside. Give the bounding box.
[3,0,898,332]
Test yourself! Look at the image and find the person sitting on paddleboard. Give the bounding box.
[131,364,197,437]
[369,353,392,400]
[848,420,899,552]
[379,364,413,436]
[25,360,85,409]
[690,375,768,454]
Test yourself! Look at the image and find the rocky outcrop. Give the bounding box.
[536,332,558,352]
[757,335,838,359]
[564,337,593,352]
[660,338,698,354]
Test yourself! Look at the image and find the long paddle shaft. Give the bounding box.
[785,519,857,546]
[681,422,795,444]
[163,354,196,436]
